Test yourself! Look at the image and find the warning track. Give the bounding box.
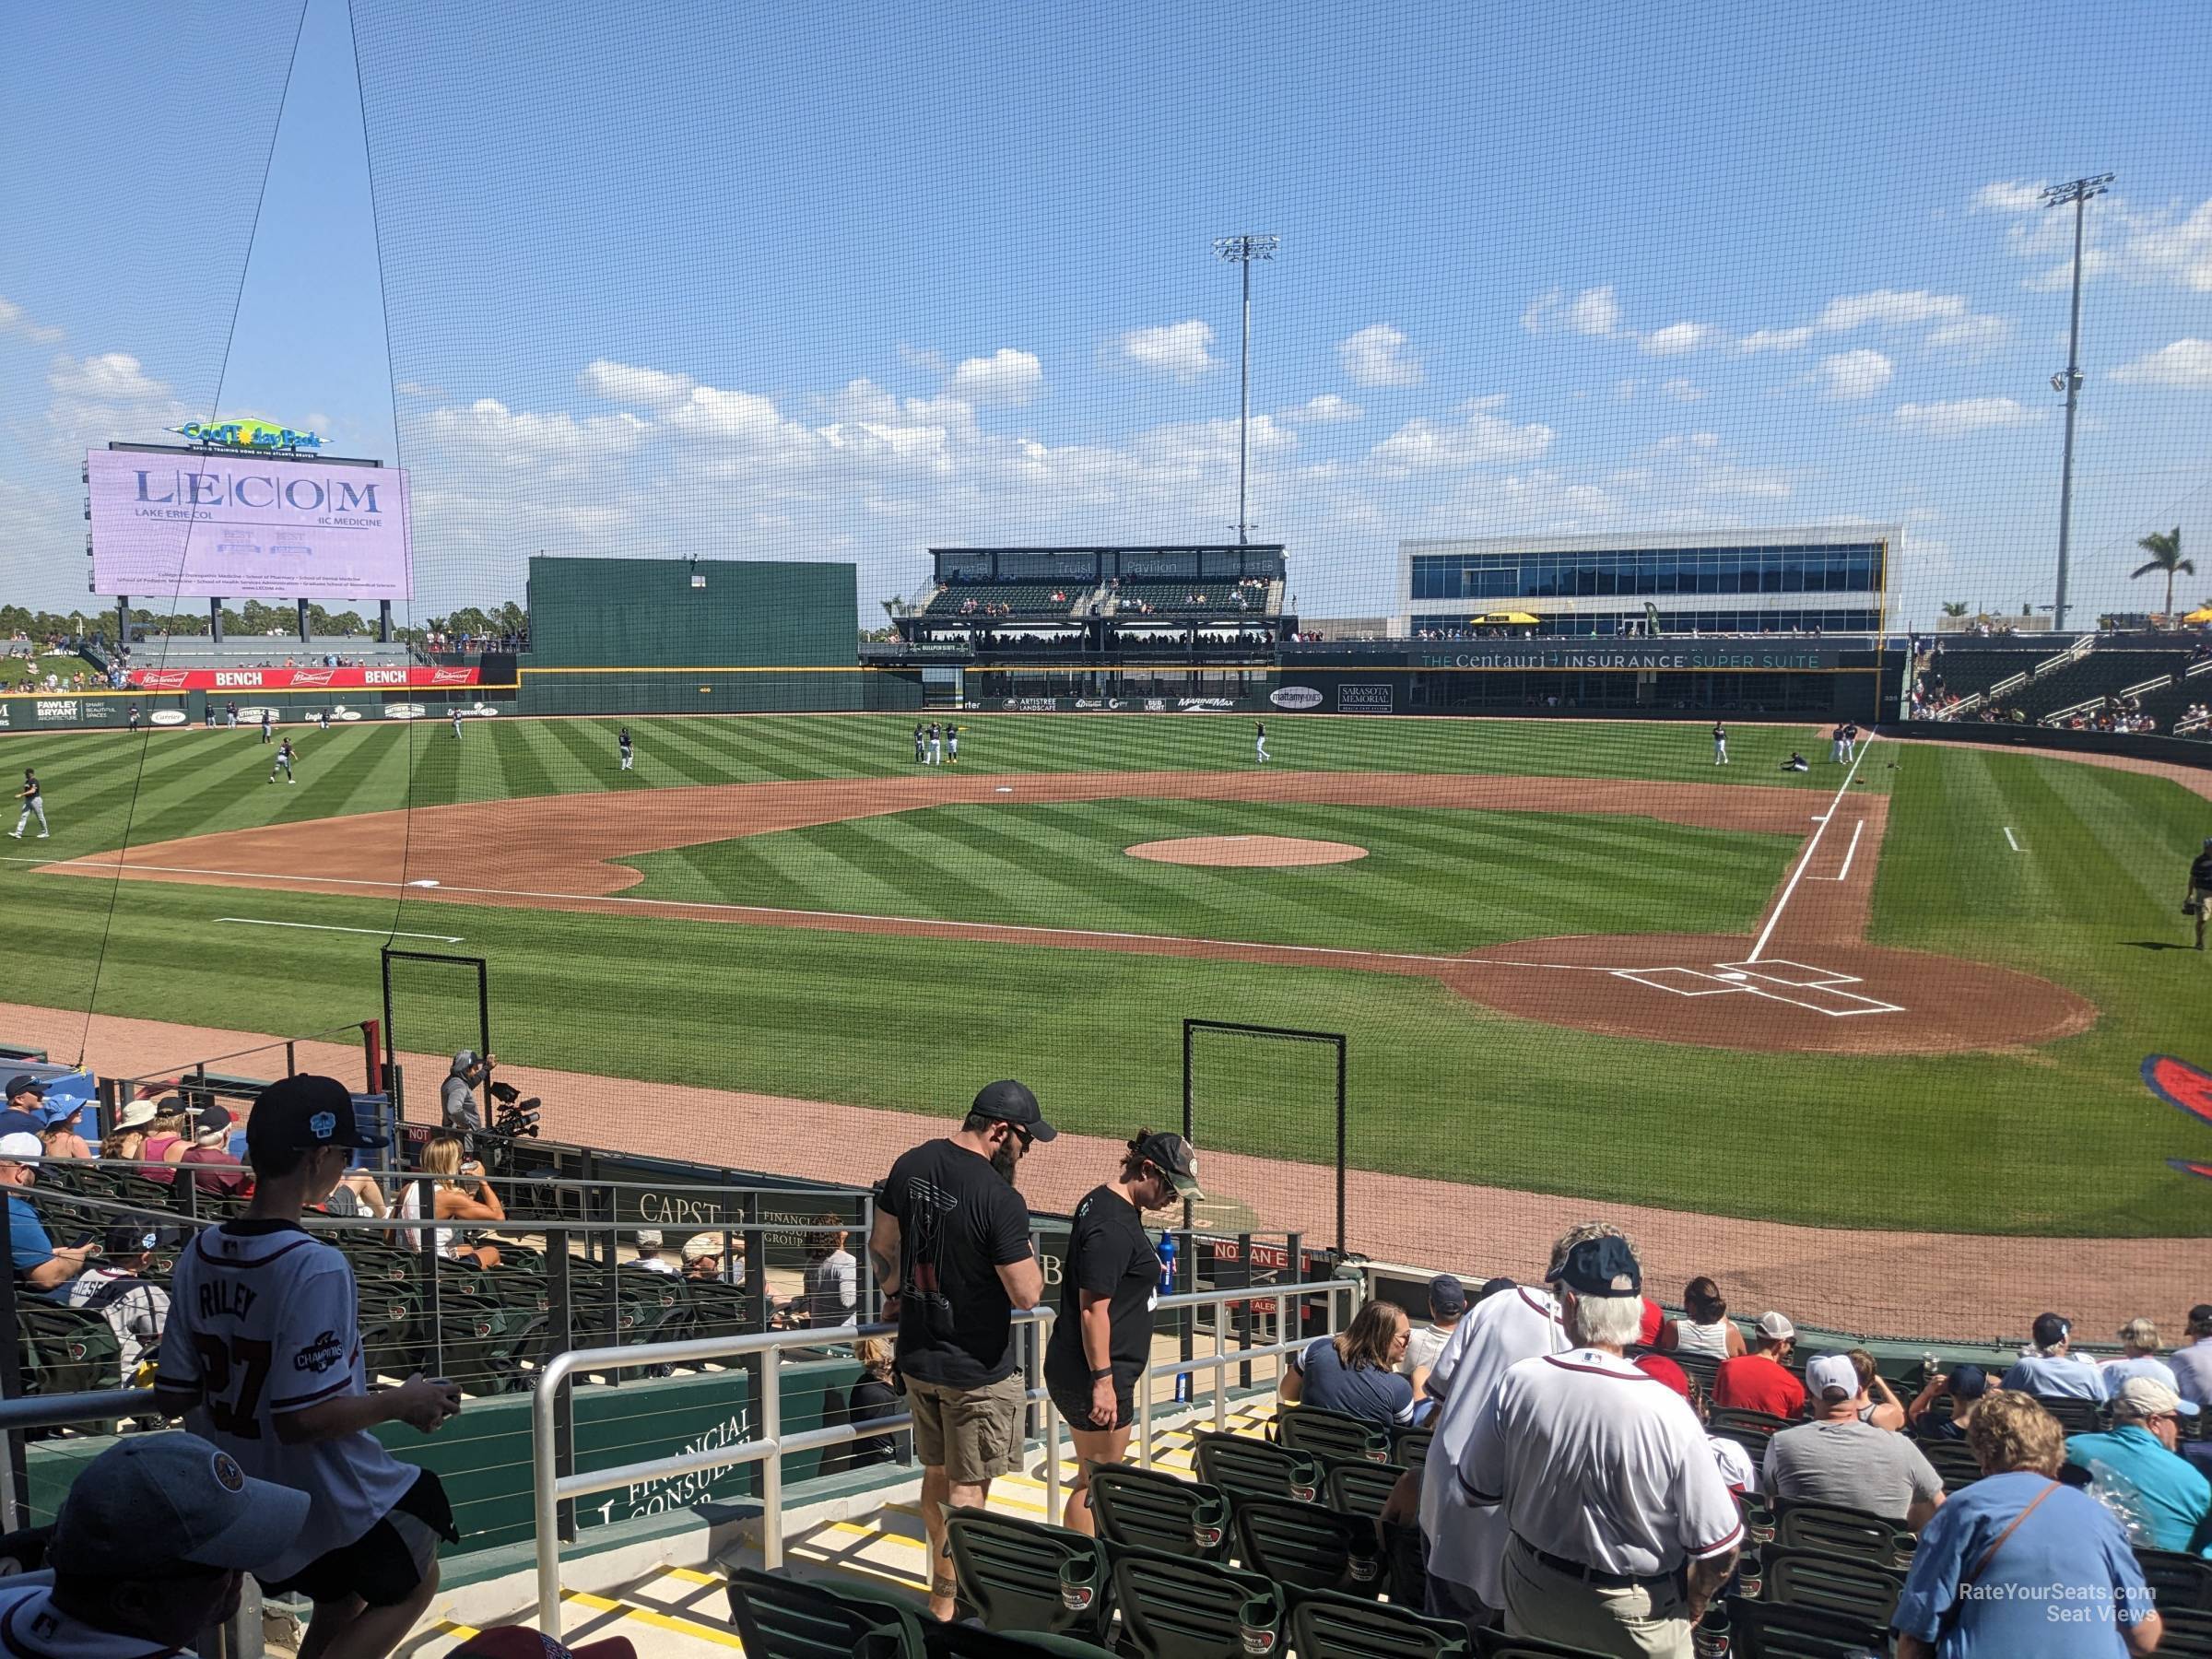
[29,761,2095,1056]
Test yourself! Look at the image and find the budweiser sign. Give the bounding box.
[124,665,485,692]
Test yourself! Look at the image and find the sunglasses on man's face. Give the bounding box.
[1009,1126,1034,1150]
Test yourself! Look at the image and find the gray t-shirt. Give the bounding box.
[440,1070,481,1133]
[2171,1340,2212,1406]
[1762,1419,1942,1521]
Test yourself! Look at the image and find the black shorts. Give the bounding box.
[261,1469,456,1608]
[1047,1372,1136,1435]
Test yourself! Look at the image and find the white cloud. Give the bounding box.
[2124,199,2212,293]
[1738,327,1812,355]
[40,351,187,451]
[582,359,695,406]
[1337,323,1424,388]
[947,347,1042,406]
[1893,397,2041,437]
[1284,393,1363,424]
[1815,348,1893,400]
[1978,182,2212,294]
[1975,181,2047,214]
[1523,285,1621,338]
[1120,319,1216,382]
[48,351,165,401]
[1370,401,1553,469]
[1660,378,1705,402]
[897,343,947,374]
[1923,313,2010,358]
[1638,321,1718,357]
[1816,289,1968,332]
[1636,431,1794,500]
[0,297,62,345]
[422,396,650,467]
[2111,338,2212,388]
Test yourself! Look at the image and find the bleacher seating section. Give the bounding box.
[1914,646,2060,708]
[119,635,415,669]
[924,583,1086,617]
[1108,582,1273,615]
[2014,647,2201,724]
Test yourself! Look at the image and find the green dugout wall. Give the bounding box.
[520,555,871,714]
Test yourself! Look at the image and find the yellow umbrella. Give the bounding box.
[1474,611,1543,626]
[2182,606,2212,625]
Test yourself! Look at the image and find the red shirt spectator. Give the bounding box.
[1638,1296,1665,1348]
[178,1105,247,1197]
[1714,1311,1806,1418]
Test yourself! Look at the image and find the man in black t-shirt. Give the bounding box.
[1043,1130,1203,1537]
[2189,836,2212,951]
[870,1079,1053,1620]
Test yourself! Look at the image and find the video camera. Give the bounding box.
[488,1079,540,1141]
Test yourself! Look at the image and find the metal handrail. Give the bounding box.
[529,1275,1355,1641]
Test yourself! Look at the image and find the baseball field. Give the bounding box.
[0,711,2205,1243]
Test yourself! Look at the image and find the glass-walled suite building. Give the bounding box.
[1399,526,1897,638]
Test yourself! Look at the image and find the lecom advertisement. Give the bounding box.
[86,449,414,601]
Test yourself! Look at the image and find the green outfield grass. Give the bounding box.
[0,712,2202,1236]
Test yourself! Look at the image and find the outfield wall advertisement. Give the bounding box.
[86,449,414,601]
[124,665,481,691]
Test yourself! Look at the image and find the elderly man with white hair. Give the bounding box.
[1457,1232,1741,1658]
[0,1131,93,1294]
[2100,1318,2180,1394]
[2065,1376,2210,1555]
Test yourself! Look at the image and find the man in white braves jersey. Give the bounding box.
[1461,1233,1741,1657]
[156,1075,462,1659]
[1404,1224,1606,1635]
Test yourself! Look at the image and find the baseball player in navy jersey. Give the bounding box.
[928,722,943,765]
[267,737,297,785]
[618,725,634,771]
[451,708,465,740]
[1712,722,1729,765]
[156,1075,461,1654]
[10,769,47,839]
[127,701,141,734]
[259,710,273,745]
[225,699,238,729]
[1830,723,1847,763]
[1254,720,1269,763]
[946,723,960,764]
[913,724,926,764]
[316,707,331,731]
[1841,720,1859,763]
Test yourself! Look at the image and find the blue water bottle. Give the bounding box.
[1158,1233,1191,1403]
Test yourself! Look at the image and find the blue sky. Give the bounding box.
[4,0,2210,626]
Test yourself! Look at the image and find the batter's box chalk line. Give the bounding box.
[1608,958,1903,1018]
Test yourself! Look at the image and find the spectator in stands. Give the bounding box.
[2064,1377,2210,1555]
[2172,1304,2212,1406]
[1713,1312,1806,1418]
[2101,1318,2182,1393]
[1659,1277,1746,1359]
[0,1133,91,1295]
[100,1096,159,1163]
[1848,1347,1909,1430]
[627,1229,677,1274]
[0,1077,55,1141]
[1043,1130,1201,1537]
[1892,1390,2161,1657]
[135,1099,194,1184]
[323,1167,388,1219]
[682,1231,746,1286]
[419,1135,508,1268]
[1906,1362,1988,1442]
[785,1214,860,1329]
[843,1336,902,1471]
[180,1102,247,1198]
[65,1215,174,1385]
[1461,1232,1741,1653]
[0,1431,313,1659]
[2001,1312,2109,1400]
[1764,1354,1944,1526]
[36,1098,91,1160]
[1280,1299,1416,1426]
[1635,1354,1758,1494]
[869,1079,1051,1621]
[1404,1274,1468,1417]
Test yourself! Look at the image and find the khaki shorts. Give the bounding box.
[905,1371,1025,1484]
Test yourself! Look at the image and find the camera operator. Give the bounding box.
[441,1050,496,1141]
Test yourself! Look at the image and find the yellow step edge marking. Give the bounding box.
[560,1587,747,1650]
[652,1565,727,1588]
[429,1620,481,1642]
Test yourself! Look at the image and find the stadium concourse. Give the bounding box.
[0,999,2194,1341]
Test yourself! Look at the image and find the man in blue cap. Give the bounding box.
[1460,1231,1741,1657]
[1905,1361,1987,1442]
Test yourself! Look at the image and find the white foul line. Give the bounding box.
[1745,739,1871,962]
[216,917,465,944]
[2003,826,2023,853]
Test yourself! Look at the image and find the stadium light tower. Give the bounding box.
[1213,233,1279,545]
[2041,172,2113,633]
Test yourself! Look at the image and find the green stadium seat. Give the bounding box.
[944,1511,1112,1643]
[1916,1437,1983,1493]
[724,1565,927,1659]
[1276,1404,1393,1464]
[1392,1425,1434,1469]
[2159,1607,2212,1659]
[1670,1351,1723,1395]
[1770,1497,1912,1566]
[1321,1456,1406,1519]
[17,1304,124,1403]
[1707,1595,1890,1659]
[2032,1394,2103,1435]
[1708,1406,1788,1441]
[1088,1466,1230,1560]
[415,1292,524,1394]
[1473,1631,1615,1658]
[1228,1496,1384,1597]
[2135,1548,2212,1612]
[1105,1543,1282,1659]
[920,1626,1119,1659]
[1753,1543,1905,1626]
[1283,1584,1471,1657]
[1192,1430,1323,1505]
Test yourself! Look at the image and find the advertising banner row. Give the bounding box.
[124,665,483,691]
[0,697,499,733]
[981,687,1394,715]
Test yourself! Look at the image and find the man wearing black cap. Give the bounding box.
[0,1430,312,1658]
[157,1075,463,1659]
[1460,1232,1740,1656]
[0,1077,46,1142]
[1404,1275,1468,1418]
[868,1079,1051,1621]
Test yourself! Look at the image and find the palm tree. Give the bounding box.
[2133,527,2194,622]
[1941,601,1969,618]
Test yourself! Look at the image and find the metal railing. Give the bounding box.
[529,1275,1356,1641]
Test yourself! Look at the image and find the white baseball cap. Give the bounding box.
[635,1230,663,1247]
[1806,1353,1859,1399]
[0,1132,42,1160]
[2115,1376,2201,1419]
[1756,1312,1795,1341]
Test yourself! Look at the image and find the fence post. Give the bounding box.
[548,1242,578,1542]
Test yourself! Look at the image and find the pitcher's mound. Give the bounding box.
[1126,835,1369,867]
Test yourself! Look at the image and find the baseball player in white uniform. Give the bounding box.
[451,709,465,740]
[618,726,634,771]
[156,1075,462,1651]
[10,769,48,839]
[928,722,943,765]
[1841,721,1859,763]
[1712,722,1728,765]
[259,711,274,745]
[267,738,297,785]
[1254,720,1269,763]
[1830,723,1847,764]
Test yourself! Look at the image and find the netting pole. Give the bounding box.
[1335,1038,1347,1256]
